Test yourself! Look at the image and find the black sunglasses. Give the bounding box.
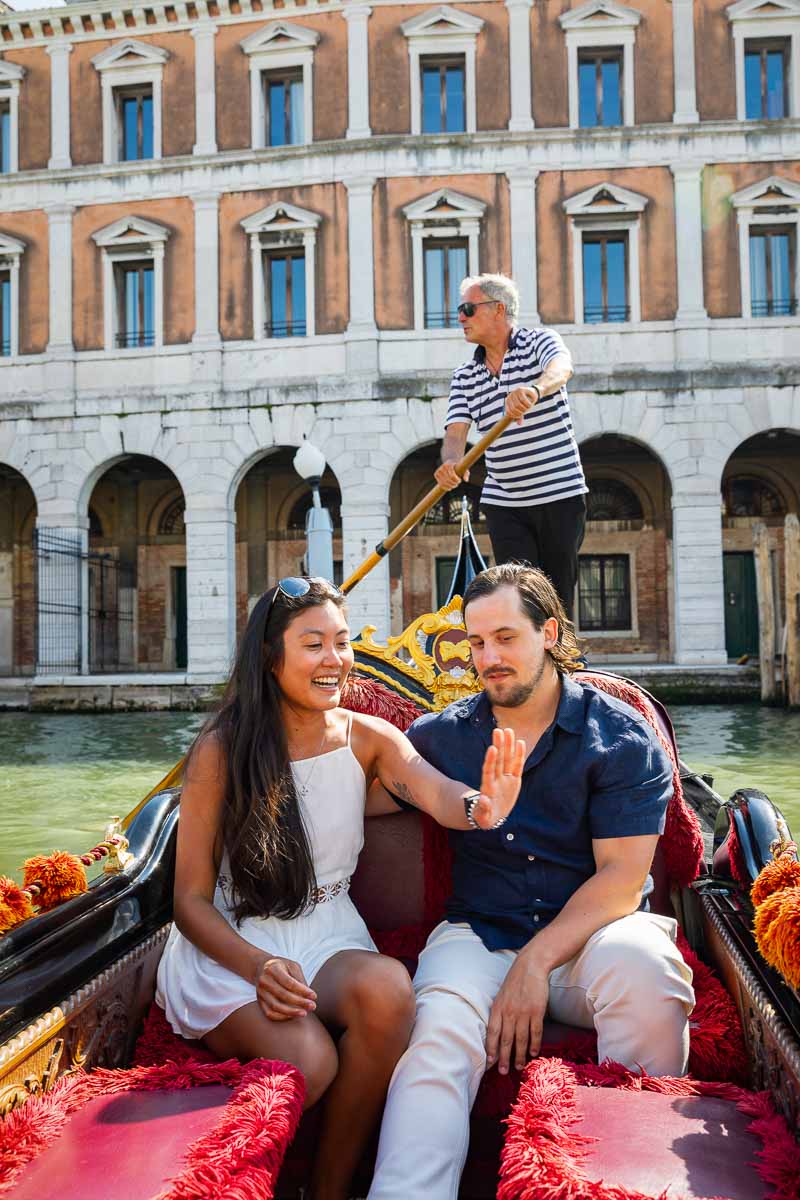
[266,576,343,618]
[457,300,499,318]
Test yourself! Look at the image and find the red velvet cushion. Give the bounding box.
[11,1086,232,1200]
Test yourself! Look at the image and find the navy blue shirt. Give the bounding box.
[406,676,673,952]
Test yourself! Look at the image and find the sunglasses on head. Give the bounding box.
[266,576,343,618]
[457,300,499,318]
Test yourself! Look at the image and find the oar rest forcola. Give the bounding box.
[0,597,798,1196]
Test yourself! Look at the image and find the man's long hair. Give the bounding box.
[462,563,582,674]
[191,578,346,923]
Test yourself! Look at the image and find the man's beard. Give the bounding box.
[483,653,547,708]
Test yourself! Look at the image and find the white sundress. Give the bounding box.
[156,722,378,1040]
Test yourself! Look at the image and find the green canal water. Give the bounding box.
[0,705,798,881]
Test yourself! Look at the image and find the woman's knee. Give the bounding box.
[293,1020,339,1107]
[343,956,415,1040]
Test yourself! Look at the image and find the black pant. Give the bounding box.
[483,494,586,622]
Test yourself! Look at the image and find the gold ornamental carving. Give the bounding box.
[355,597,481,712]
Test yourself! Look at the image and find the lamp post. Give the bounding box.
[293,439,335,583]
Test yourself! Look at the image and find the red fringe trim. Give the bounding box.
[498,1057,799,1200]
[0,1057,304,1199]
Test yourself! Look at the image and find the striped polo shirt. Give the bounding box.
[446,325,587,509]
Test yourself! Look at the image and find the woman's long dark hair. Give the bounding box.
[193,578,347,923]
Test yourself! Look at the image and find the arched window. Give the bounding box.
[722,476,786,518]
[586,478,643,521]
[423,484,485,526]
[158,495,185,536]
[287,488,342,532]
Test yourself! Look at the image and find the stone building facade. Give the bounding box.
[0,0,799,682]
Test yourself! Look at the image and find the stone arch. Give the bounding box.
[0,462,37,675]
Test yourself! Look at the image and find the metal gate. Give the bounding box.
[35,529,135,674]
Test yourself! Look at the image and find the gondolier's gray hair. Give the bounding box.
[460,273,519,321]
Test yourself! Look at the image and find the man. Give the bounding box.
[435,273,587,620]
[367,564,695,1200]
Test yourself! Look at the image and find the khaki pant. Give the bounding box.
[368,913,695,1200]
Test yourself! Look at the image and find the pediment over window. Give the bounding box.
[92,216,171,248]
[403,188,487,223]
[92,39,170,72]
[0,60,25,84]
[559,1,642,32]
[727,0,800,23]
[0,231,25,258]
[240,20,320,56]
[563,181,648,217]
[401,5,484,39]
[731,174,800,208]
[240,201,322,236]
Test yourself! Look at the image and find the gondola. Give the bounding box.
[1,508,799,1200]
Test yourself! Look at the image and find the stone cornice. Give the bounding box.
[0,0,484,50]
[1,119,799,214]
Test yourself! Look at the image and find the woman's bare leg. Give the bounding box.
[308,951,415,1200]
[203,1001,338,1110]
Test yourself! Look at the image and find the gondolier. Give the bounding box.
[435,273,587,620]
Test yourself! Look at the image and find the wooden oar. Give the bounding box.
[341,410,516,595]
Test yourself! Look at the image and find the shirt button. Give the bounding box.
[527,854,535,861]
[533,915,540,923]
[506,832,514,841]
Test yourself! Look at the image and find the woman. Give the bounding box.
[156,577,524,1200]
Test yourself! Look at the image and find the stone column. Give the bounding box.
[506,167,540,325]
[671,494,727,665]
[46,44,72,169]
[192,22,218,155]
[344,176,378,372]
[672,0,699,124]
[341,500,391,639]
[506,0,534,132]
[192,191,220,346]
[184,505,237,679]
[46,204,74,354]
[344,4,372,139]
[35,520,89,676]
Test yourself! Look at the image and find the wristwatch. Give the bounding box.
[463,791,508,831]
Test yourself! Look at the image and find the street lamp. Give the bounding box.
[293,438,335,583]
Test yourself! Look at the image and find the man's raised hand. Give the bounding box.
[470,728,526,829]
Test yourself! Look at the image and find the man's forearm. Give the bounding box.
[536,352,573,399]
[441,425,468,464]
[520,864,644,974]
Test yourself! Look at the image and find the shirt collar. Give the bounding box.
[452,673,585,734]
[472,325,520,364]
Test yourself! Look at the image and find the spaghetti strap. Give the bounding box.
[346,710,354,745]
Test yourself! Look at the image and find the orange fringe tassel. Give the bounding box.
[0,876,36,936]
[22,850,88,913]
[751,848,800,989]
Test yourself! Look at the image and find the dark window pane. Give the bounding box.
[766,49,785,118]
[143,267,154,339]
[141,95,153,158]
[447,244,467,316]
[750,233,768,308]
[270,256,288,334]
[422,66,441,133]
[578,60,596,127]
[269,80,286,146]
[291,255,307,334]
[745,51,763,118]
[1,274,10,356]
[583,240,603,322]
[123,97,139,160]
[579,555,631,631]
[424,245,445,326]
[606,239,627,320]
[0,106,9,173]
[289,78,304,144]
[445,65,465,132]
[771,232,791,306]
[601,58,621,125]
